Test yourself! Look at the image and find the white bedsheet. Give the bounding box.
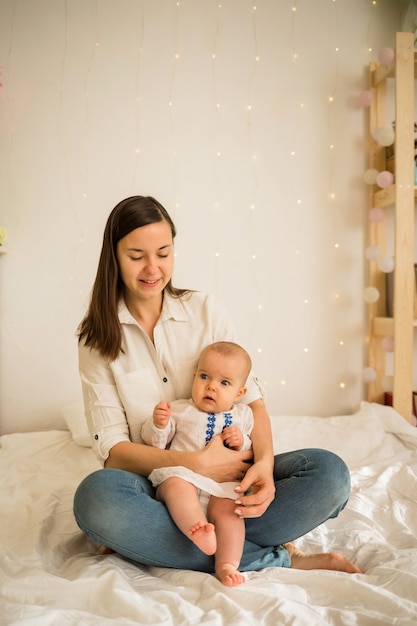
[1,402,417,625]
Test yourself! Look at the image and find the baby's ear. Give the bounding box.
[236,386,248,400]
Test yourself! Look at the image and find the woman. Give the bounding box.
[73,195,361,575]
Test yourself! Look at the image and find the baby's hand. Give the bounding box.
[221,426,244,450]
[153,402,171,429]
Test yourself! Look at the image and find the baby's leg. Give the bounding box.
[207,496,246,586]
[156,477,216,555]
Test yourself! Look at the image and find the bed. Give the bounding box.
[1,401,417,625]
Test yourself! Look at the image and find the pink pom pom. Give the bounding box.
[381,336,394,352]
[369,207,385,223]
[378,47,395,66]
[358,90,373,107]
[376,170,394,189]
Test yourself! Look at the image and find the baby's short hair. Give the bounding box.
[202,341,252,382]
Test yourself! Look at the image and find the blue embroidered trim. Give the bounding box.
[205,413,216,444]
[205,412,233,445]
[222,412,233,431]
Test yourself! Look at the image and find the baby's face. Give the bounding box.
[192,350,247,414]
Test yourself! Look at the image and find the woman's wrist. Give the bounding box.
[185,448,208,476]
[252,452,274,469]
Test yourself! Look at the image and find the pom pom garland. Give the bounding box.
[363,168,378,185]
[373,126,395,147]
[363,367,377,383]
[369,207,385,223]
[365,245,381,261]
[378,256,394,273]
[364,287,380,303]
[378,47,395,66]
[381,336,394,352]
[376,170,394,189]
[358,90,373,107]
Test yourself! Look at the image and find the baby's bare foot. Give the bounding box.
[189,521,217,555]
[284,542,362,573]
[216,563,246,586]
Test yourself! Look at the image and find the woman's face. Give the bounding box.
[116,220,174,305]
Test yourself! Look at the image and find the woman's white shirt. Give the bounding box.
[78,291,264,463]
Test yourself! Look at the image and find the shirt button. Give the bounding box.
[163,377,168,383]
[94,434,99,440]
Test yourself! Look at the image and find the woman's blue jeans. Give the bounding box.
[73,448,350,573]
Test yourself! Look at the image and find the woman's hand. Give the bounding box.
[195,435,253,482]
[105,436,252,478]
[233,459,276,519]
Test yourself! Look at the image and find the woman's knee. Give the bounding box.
[313,449,350,490]
[303,448,351,513]
[273,448,351,512]
[73,468,153,531]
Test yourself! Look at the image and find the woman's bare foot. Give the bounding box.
[97,544,115,556]
[216,563,246,586]
[189,521,217,555]
[284,542,362,573]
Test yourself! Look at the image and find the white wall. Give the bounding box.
[0,0,407,433]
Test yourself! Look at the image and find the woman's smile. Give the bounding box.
[140,278,162,286]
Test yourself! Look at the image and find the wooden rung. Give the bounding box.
[414,265,417,319]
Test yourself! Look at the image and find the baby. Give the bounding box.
[141,341,257,586]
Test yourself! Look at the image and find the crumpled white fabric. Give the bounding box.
[1,402,417,626]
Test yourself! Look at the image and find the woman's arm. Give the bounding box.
[233,398,276,518]
[105,437,253,481]
[249,398,274,467]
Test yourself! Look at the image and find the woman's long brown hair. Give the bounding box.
[78,196,189,360]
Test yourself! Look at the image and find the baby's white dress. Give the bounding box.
[141,399,254,507]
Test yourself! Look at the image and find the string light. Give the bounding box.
[43,0,390,415]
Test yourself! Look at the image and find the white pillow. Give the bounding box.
[60,400,91,447]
